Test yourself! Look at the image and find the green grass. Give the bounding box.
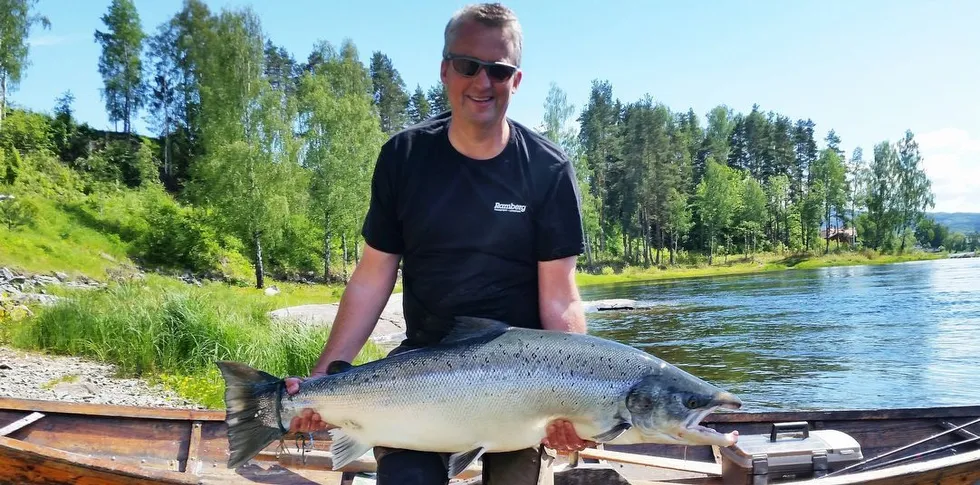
[7,274,385,408]
[0,192,134,279]
[575,249,947,287]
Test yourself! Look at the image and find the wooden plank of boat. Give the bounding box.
[577,448,721,476]
[0,435,200,484]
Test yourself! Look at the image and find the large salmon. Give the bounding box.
[217,316,741,477]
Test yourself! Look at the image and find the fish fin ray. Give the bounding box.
[328,428,373,470]
[592,422,632,443]
[441,316,511,346]
[448,446,486,477]
[216,361,286,469]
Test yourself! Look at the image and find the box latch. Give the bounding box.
[751,454,769,485]
[812,450,829,477]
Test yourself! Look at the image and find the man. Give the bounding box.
[286,3,592,483]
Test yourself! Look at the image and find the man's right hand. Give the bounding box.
[285,376,330,433]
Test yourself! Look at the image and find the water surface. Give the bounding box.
[580,257,980,411]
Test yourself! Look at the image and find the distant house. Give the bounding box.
[820,227,856,244]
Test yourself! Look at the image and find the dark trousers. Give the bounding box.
[374,445,555,485]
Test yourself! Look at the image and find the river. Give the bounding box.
[579,257,980,412]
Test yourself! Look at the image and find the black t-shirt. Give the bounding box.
[361,111,585,347]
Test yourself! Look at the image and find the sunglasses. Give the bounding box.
[445,54,518,82]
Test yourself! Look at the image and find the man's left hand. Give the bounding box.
[542,419,595,453]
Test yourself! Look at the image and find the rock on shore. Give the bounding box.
[0,346,204,409]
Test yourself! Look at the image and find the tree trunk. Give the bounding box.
[670,231,677,265]
[708,233,714,266]
[253,230,264,289]
[0,74,6,132]
[342,232,350,282]
[322,213,331,281]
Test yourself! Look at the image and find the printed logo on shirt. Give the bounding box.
[494,202,526,213]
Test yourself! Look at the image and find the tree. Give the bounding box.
[736,174,766,256]
[369,51,409,134]
[895,130,934,253]
[811,148,847,252]
[0,0,50,131]
[426,83,449,114]
[862,141,900,250]
[407,84,431,125]
[695,158,739,264]
[188,7,305,289]
[94,0,146,134]
[299,39,385,281]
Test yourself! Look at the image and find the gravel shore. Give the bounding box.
[0,346,205,409]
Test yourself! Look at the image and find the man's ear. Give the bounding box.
[440,59,449,84]
[511,69,523,94]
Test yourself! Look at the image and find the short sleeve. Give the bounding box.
[535,159,586,261]
[361,141,404,254]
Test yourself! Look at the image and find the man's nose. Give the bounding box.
[473,66,493,88]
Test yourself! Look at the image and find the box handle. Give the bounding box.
[770,421,810,442]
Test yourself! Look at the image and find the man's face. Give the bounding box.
[440,21,522,129]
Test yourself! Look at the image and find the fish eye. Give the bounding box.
[685,396,702,409]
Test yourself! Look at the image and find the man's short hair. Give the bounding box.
[443,3,523,66]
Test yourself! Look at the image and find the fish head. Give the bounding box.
[624,368,741,447]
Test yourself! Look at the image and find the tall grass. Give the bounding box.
[8,274,386,408]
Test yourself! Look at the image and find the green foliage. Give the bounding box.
[0,109,52,154]
[94,0,146,134]
[0,194,37,229]
[0,0,51,126]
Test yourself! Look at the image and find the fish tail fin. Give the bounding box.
[216,361,287,469]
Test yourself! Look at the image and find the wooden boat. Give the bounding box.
[1,396,978,484]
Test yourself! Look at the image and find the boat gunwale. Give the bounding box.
[3,396,980,425]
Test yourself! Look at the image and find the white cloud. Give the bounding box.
[917,128,980,213]
[26,35,69,47]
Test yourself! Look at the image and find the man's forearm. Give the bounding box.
[310,273,397,375]
[541,297,587,334]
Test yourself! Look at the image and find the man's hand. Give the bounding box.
[542,419,594,453]
[284,376,329,433]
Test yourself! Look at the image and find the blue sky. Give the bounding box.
[17,0,980,212]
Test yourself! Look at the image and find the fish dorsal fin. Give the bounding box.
[440,316,511,346]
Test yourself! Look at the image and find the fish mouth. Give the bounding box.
[679,393,742,446]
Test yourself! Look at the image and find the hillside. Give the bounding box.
[929,212,980,234]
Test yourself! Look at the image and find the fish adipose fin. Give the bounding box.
[448,446,487,477]
[592,422,632,443]
[441,316,511,346]
[216,361,288,469]
[328,428,373,470]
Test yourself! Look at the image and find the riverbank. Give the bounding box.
[574,250,947,287]
[0,248,947,410]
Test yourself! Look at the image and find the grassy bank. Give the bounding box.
[575,249,948,287]
[3,274,383,408]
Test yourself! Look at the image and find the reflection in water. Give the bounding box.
[581,258,980,411]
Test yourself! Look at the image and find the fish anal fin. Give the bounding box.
[328,428,373,470]
[592,422,632,443]
[448,446,486,477]
[440,316,511,346]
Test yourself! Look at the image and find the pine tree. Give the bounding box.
[407,84,431,124]
[94,0,146,134]
[369,51,409,134]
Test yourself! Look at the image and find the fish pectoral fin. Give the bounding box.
[591,422,632,443]
[327,428,373,471]
[447,446,486,478]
